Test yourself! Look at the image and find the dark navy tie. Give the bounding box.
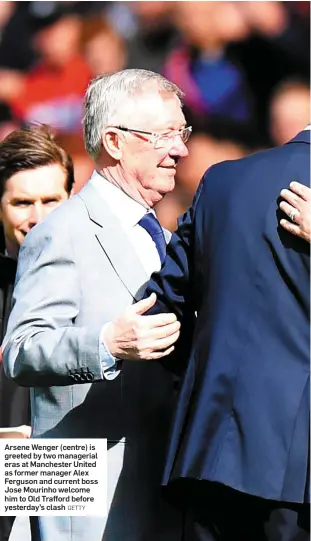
[139,212,166,264]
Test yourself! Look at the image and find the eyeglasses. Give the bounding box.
[112,125,192,149]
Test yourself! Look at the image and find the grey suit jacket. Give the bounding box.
[3,182,182,541]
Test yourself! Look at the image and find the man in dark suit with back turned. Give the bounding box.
[144,128,310,540]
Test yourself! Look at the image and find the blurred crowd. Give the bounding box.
[0,0,309,230]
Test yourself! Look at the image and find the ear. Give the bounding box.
[101,129,123,161]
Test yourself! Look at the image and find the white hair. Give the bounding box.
[82,69,184,160]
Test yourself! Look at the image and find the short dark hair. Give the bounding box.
[0,124,74,199]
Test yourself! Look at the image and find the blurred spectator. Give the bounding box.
[239,1,310,69]
[164,1,252,123]
[156,118,256,231]
[0,3,91,132]
[155,190,186,233]
[239,1,289,39]
[177,134,247,197]
[80,16,126,77]
[230,1,310,141]
[0,2,16,37]
[109,1,178,73]
[56,132,93,193]
[0,103,20,142]
[0,2,36,72]
[269,79,310,146]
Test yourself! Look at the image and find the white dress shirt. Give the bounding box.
[90,171,161,275]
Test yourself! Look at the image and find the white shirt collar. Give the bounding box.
[304,125,311,130]
[90,170,154,228]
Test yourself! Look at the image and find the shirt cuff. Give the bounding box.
[99,325,122,381]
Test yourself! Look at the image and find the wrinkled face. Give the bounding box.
[116,91,189,205]
[0,163,70,258]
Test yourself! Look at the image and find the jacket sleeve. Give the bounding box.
[2,224,104,387]
[144,180,204,375]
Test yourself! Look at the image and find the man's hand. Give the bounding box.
[279,182,311,243]
[0,425,31,439]
[102,293,181,360]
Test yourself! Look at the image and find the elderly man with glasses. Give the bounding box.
[3,69,192,541]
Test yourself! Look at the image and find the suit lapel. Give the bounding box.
[77,182,148,301]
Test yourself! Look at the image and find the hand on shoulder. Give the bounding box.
[279,182,311,243]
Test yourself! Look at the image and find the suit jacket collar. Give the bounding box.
[286,130,310,145]
[89,170,147,229]
[77,181,148,301]
[77,181,111,227]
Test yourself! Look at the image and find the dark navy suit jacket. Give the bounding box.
[146,131,310,504]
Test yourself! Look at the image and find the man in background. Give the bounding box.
[0,123,74,541]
